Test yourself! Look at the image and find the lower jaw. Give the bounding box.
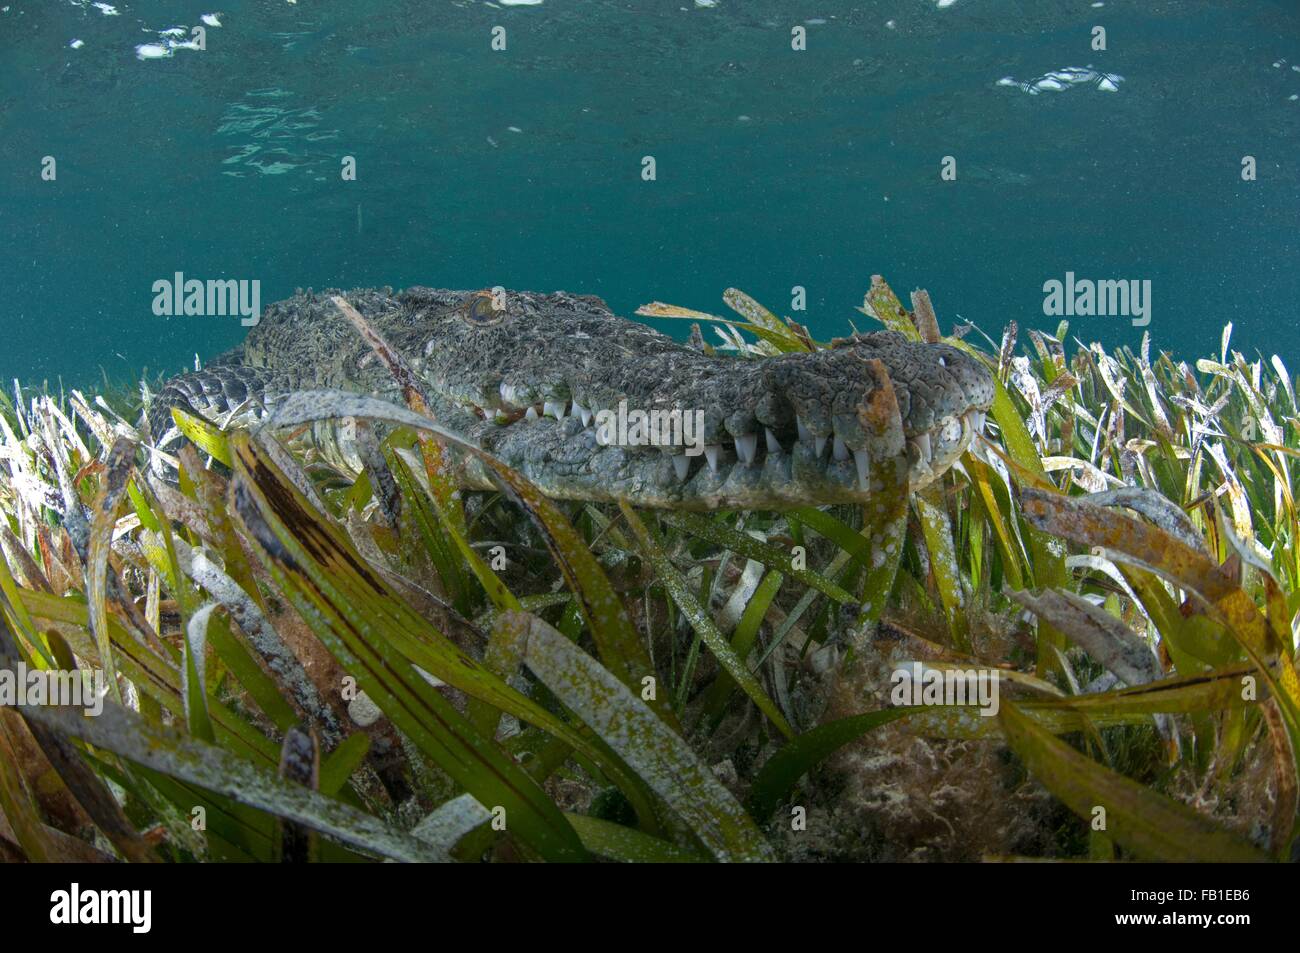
[288,408,968,510]
[456,440,945,510]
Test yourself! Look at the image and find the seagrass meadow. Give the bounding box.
[0,277,1296,864]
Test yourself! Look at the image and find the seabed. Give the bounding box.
[0,278,1294,863]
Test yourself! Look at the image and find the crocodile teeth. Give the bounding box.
[704,444,721,474]
[971,411,986,434]
[815,435,827,458]
[672,455,690,482]
[544,400,566,420]
[832,436,849,461]
[525,405,539,420]
[854,449,870,490]
[797,417,813,445]
[912,433,932,463]
[765,427,782,454]
[572,401,592,427]
[735,433,757,465]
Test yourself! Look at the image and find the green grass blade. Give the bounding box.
[19,699,442,863]
[999,700,1268,862]
[229,433,588,862]
[699,568,784,730]
[665,510,854,604]
[499,610,775,862]
[747,709,912,823]
[620,502,794,739]
[564,813,706,862]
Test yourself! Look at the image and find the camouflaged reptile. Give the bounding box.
[147,287,994,510]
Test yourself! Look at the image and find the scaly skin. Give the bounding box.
[148,287,994,509]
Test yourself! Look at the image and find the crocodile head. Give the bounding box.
[397,291,996,509]
[149,288,995,511]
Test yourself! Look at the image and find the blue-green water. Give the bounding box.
[2,0,1298,386]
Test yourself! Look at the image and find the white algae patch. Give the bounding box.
[135,43,172,60]
[348,690,383,727]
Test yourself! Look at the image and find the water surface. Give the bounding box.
[2,0,1298,385]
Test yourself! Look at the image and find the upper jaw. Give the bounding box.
[454,400,988,509]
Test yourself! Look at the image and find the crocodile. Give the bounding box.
[147,286,994,510]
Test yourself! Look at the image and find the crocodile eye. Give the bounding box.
[462,291,505,327]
